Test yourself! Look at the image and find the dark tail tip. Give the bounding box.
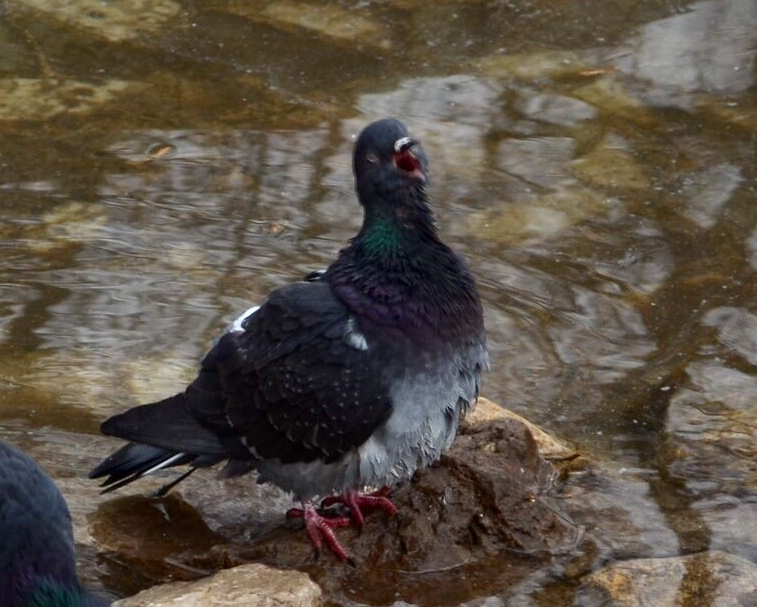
[89,443,190,493]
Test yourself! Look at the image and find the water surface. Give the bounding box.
[1,0,756,603]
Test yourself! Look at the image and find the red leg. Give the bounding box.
[321,486,398,530]
[286,503,354,563]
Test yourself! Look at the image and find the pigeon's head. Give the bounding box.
[352,118,428,205]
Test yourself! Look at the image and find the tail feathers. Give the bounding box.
[89,442,223,493]
[100,393,227,456]
[92,393,230,493]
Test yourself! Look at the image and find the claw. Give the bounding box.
[320,486,397,530]
[287,504,353,562]
[285,487,397,562]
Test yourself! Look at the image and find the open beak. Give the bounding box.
[393,137,426,182]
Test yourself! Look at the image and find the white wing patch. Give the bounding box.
[345,316,369,351]
[227,305,260,333]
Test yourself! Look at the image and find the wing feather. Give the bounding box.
[187,281,393,464]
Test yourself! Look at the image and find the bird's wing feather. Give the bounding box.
[187,281,393,464]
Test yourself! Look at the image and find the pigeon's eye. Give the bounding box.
[365,153,379,164]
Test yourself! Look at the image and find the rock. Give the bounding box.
[89,399,582,605]
[113,563,322,607]
[663,347,757,559]
[703,99,757,132]
[577,551,757,607]
[466,397,577,462]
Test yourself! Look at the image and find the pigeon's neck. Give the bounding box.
[359,214,403,255]
[326,192,483,341]
[356,193,439,259]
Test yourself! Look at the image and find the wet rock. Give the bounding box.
[703,98,757,132]
[577,551,757,607]
[467,397,576,463]
[30,201,109,251]
[91,492,227,585]
[703,306,757,368]
[459,598,507,607]
[89,400,582,605]
[221,411,582,606]
[357,75,502,128]
[122,356,201,406]
[113,563,323,607]
[467,202,571,246]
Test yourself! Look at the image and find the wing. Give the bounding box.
[187,281,393,465]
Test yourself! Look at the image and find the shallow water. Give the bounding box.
[1,0,756,604]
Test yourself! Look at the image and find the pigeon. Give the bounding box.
[0,440,109,607]
[90,118,488,562]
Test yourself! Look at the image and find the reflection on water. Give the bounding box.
[1,0,756,603]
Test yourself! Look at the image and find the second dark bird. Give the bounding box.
[1,440,108,607]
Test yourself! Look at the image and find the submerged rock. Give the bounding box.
[0,79,141,121]
[474,50,595,81]
[229,1,391,51]
[571,135,650,190]
[577,551,757,607]
[9,0,181,43]
[466,187,606,246]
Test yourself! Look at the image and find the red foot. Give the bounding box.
[320,486,398,530]
[286,504,354,563]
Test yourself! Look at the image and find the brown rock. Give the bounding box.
[86,399,584,604]
[233,413,583,605]
[466,397,578,462]
[113,563,322,607]
[91,402,581,605]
